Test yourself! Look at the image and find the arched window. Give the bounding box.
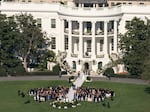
[98,62,102,70]
[72,61,76,69]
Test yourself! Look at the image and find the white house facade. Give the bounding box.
[0,0,150,74]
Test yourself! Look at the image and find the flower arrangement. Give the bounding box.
[50,100,80,109]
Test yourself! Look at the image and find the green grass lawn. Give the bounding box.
[0,80,150,112]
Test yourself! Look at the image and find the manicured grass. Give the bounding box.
[0,80,150,112]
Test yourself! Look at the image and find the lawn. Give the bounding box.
[0,80,150,112]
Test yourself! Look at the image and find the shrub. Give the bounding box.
[61,71,67,75]
[69,76,75,80]
[69,76,75,82]
[9,65,26,76]
[27,71,57,76]
[0,67,7,76]
[53,64,61,75]
[104,67,115,77]
[86,76,91,81]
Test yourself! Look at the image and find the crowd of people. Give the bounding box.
[74,87,115,102]
[29,86,69,102]
[28,86,115,103]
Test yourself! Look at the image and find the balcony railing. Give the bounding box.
[71,53,78,57]
[64,28,69,33]
[96,54,104,58]
[72,29,79,35]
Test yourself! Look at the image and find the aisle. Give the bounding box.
[65,73,88,102]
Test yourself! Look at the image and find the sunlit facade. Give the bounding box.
[0,0,150,74]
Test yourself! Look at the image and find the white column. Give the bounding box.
[81,4,84,7]
[74,41,77,53]
[114,20,118,53]
[104,21,108,57]
[96,4,99,8]
[60,18,64,51]
[68,20,72,55]
[79,21,83,58]
[92,21,96,58]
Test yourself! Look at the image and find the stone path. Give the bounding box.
[0,75,149,85]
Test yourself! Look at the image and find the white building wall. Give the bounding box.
[0,2,150,74]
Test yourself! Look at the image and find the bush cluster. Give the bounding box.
[0,64,62,76]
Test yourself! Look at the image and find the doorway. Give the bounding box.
[84,62,89,70]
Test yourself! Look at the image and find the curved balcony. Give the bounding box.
[0,2,122,18]
[59,5,122,17]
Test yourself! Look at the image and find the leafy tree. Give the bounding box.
[35,49,55,70]
[141,18,150,80]
[0,13,55,74]
[119,17,150,76]
[142,54,150,80]
[0,14,23,75]
[14,14,51,72]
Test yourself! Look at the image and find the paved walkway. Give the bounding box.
[0,75,149,85]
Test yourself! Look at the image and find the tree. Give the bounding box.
[141,18,150,80]
[119,17,149,76]
[0,14,24,75]
[14,14,51,72]
[142,54,150,80]
[36,49,55,70]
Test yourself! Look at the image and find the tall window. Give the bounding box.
[36,18,42,28]
[65,36,68,50]
[72,61,76,69]
[51,19,56,28]
[51,37,56,49]
[111,38,114,51]
[87,40,91,52]
[98,62,102,70]
[125,20,130,26]
[100,39,104,52]
[76,39,79,51]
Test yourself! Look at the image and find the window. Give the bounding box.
[125,20,130,26]
[72,61,76,69]
[65,36,68,50]
[108,21,114,32]
[100,39,104,52]
[36,18,42,28]
[87,40,91,52]
[98,62,102,70]
[111,38,114,51]
[51,37,56,49]
[76,39,79,51]
[140,3,144,5]
[51,19,56,28]
[111,2,115,6]
[116,2,121,5]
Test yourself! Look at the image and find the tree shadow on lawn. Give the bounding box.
[144,87,150,94]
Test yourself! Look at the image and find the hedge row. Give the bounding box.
[0,64,64,76]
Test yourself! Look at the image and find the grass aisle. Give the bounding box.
[0,80,149,112]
